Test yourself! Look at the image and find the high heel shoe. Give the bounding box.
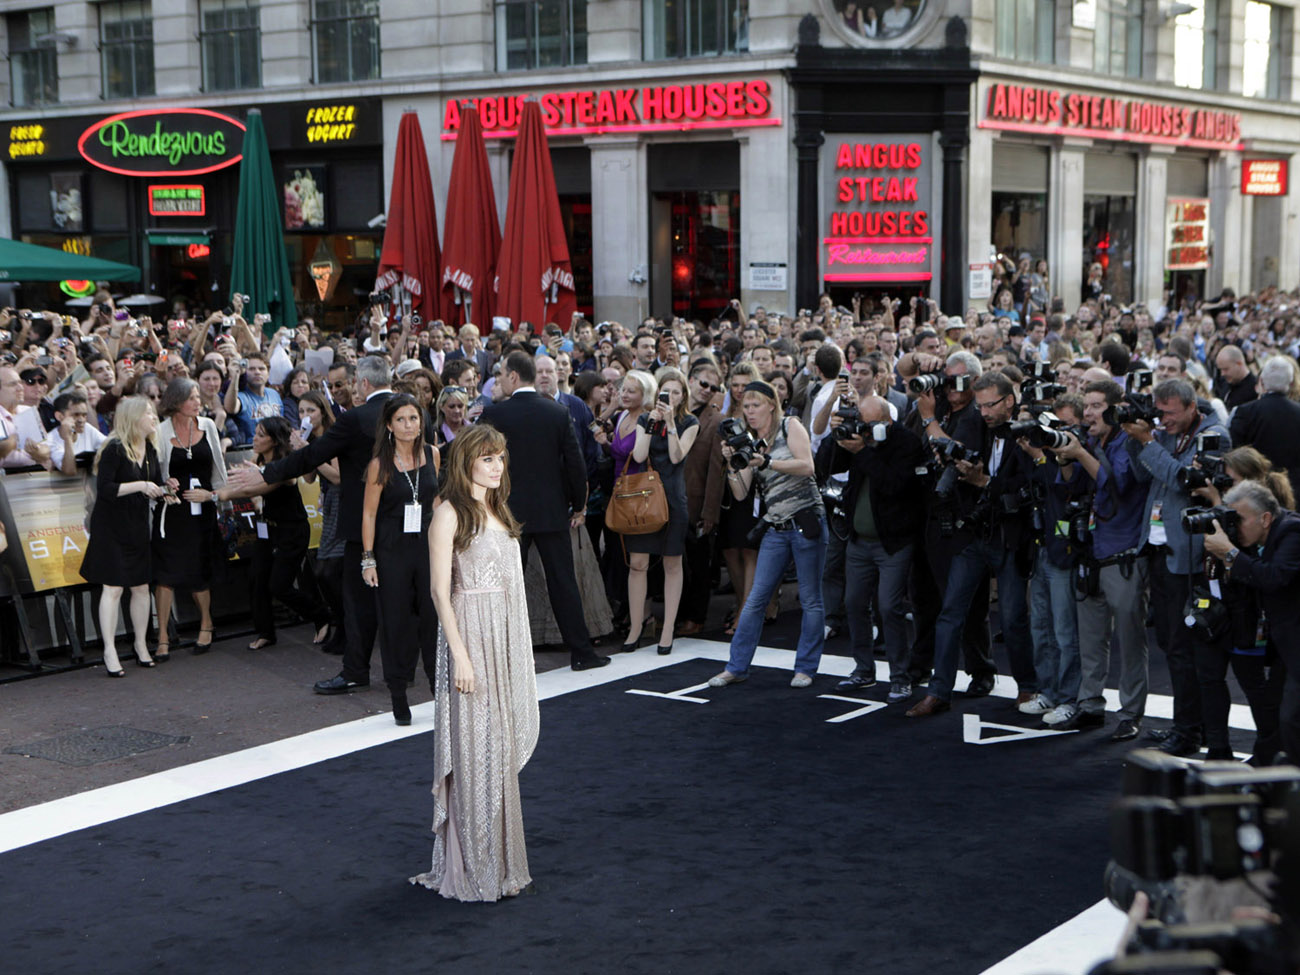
[656,638,674,656]
[392,693,412,726]
[134,652,156,668]
[105,665,125,678]
[154,642,170,663]
[619,628,647,653]
[193,627,214,654]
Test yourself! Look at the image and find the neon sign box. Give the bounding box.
[441,80,778,139]
[820,135,934,284]
[78,108,245,178]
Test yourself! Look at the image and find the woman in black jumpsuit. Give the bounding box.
[361,393,440,725]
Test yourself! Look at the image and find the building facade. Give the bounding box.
[0,0,1295,325]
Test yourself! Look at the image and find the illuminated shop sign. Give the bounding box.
[79,108,245,177]
[148,184,206,216]
[980,83,1243,151]
[820,136,934,284]
[8,124,46,159]
[441,80,778,139]
[1165,198,1210,271]
[305,104,360,143]
[1242,159,1288,196]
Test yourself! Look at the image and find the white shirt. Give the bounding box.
[14,406,46,454]
[45,422,107,470]
[988,438,1005,477]
[0,404,38,468]
[511,385,537,396]
[810,392,899,454]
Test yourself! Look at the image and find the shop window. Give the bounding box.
[1082,195,1135,306]
[991,194,1047,267]
[200,0,261,92]
[312,0,379,84]
[99,0,154,99]
[993,0,1054,64]
[496,0,587,70]
[1094,0,1142,78]
[1243,1,1286,99]
[7,9,58,107]
[644,0,748,60]
[830,0,927,41]
[1172,0,1218,89]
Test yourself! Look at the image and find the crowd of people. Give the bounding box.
[7,275,1300,776]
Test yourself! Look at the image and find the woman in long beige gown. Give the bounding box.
[411,424,539,902]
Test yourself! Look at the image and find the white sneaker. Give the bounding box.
[708,670,747,688]
[790,672,813,688]
[1042,703,1078,726]
[1018,693,1054,715]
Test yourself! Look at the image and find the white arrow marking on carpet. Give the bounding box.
[625,681,712,704]
[817,695,888,723]
[962,712,1079,745]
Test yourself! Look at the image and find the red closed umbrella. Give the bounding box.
[440,107,500,334]
[495,100,576,333]
[376,111,443,323]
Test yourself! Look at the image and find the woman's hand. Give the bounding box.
[362,565,378,588]
[181,488,211,503]
[142,482,167,499]
[452,652,475,695]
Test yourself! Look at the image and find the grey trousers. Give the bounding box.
[845,537,912,677]
[1076,560,1150,721]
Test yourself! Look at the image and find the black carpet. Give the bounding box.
[1,658,1240,975]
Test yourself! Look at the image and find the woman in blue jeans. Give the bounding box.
[709,381,826,689]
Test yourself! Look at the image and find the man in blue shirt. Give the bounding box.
[225,352,283,444]
[1051,379,1151,740]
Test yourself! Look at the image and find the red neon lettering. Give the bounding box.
[641,86,662,120]
[662,86,683,120]
[726,82,746,117]
[540,93,562,126]
[683,85,707,120]
[443,100,461,131]
[838,178,855,204]
[481,97,497,130]
[577,91,595,125]
[745,80,770,116]
[615,89,637,122]
[706,83,727,118]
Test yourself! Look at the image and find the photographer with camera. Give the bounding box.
[1049,380,1152,738]
[818,393,925,701]
[709,380,825,689]
[1124,378,1231,756]
[908,371,1039,717]
[1202,480,1300,763]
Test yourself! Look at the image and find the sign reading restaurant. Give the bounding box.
[980,83,1243,151]
[78,108,245,177]
[441,79,778,139]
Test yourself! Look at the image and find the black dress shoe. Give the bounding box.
[1157,731,1203,757]
[835,673,877,692]
[571,654,611,671]
[392,694,412,726]
[314,674,369,695]
[965,674,996,698]
[1144,727,1172,743]
[1059,710,1105,731]
[1109,719,1141,742]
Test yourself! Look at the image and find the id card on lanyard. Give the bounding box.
[402,460,422,533]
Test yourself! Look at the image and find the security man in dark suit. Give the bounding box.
[1229,356,1300,503]
[228,354,393,694]
[1204,479,1300,761]
[481,351,610,671]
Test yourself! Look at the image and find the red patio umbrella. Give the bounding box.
[495,100,577,333]
[440,106,500,334]
[375,111,443,323]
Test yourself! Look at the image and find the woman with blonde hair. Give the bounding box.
[434,385,471,454]
[412,423,538,902]
[80,396,175,676]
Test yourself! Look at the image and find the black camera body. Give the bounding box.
[928,437,980,500]
[368,290,392,306]
[832,401,867,441]
[1178,454,1233,494]
[1182,505,1240,537]
[1109,391,1161,427]
[1024,381,1067,404]
[718,416,761,471]
[908,372,973,395]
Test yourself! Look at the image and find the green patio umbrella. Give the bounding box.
[229,109,297,334]
[0,237,140,282]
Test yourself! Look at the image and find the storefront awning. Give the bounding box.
[0,237,141,282]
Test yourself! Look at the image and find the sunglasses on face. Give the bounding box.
[24,376,46,385]
[444,386,467,395]
[696,380,720,393]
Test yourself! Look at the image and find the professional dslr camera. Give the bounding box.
[923,436,981,500]
[1181,504,1241,537]
[908,372,973,395]
[718,416,764,471]
[1106,370,1160,427]
[1002,411,1077,450]
[1094,750,1300,975]
[368,290,392,306]
[1177,433,1234,494]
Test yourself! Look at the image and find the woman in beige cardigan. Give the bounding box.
[153,378,227,659]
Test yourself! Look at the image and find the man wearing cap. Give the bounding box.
[942,317,965,348]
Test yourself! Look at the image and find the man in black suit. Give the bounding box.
[1229,357,1300,501]
[1205,480,1300,760]
[445,323,494,384]
[227,354,394,693]
[482,351,609,671]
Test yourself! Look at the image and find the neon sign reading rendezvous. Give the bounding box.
[441,80,778,139]
[78,108,245,178]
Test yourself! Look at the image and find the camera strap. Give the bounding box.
[1092,444,1118,523]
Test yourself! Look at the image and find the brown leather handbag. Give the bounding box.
[606,454,669,535]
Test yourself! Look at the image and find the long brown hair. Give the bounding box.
[371,393,426,488]
[1225,446,1296,509]
[442,423,521,553]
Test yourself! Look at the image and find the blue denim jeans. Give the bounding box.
[726,518,827,677]
[1028,552,1081,707]
[928,539,1034,702]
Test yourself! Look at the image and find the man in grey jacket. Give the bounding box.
[1122,378,1230,757]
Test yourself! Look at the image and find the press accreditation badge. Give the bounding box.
[404,503,422,533]
[256,520,269,540]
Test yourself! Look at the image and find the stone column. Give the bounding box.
[1049,142,1088,310]
[587,139,648,325]
[1136,148,1171,308]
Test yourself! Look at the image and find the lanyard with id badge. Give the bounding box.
[401,460,422,533]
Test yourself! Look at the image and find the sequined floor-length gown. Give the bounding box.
[410,527,540,901]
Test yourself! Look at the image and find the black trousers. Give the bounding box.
[521,530,594,659]
[1193,636,1283,761]
[906,529,993,684]
[314,555,345,650]
[374,538,438,695]
[680,527,714,625]
[1277,645,1300,763]
[1149,556,1203,735]
[340,539,381,684]
[250,522,329,641]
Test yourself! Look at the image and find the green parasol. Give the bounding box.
[229,109,297,334]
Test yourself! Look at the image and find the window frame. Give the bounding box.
[310,0,380,85]
[994,0,1055,64]
[643,0,748,61]
[495,0,588,72]
[198,0,262,93]
[7,7,59,107]
[98,0,155,99]
[1094,0,1143,79]
[1243,0,1288,100]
